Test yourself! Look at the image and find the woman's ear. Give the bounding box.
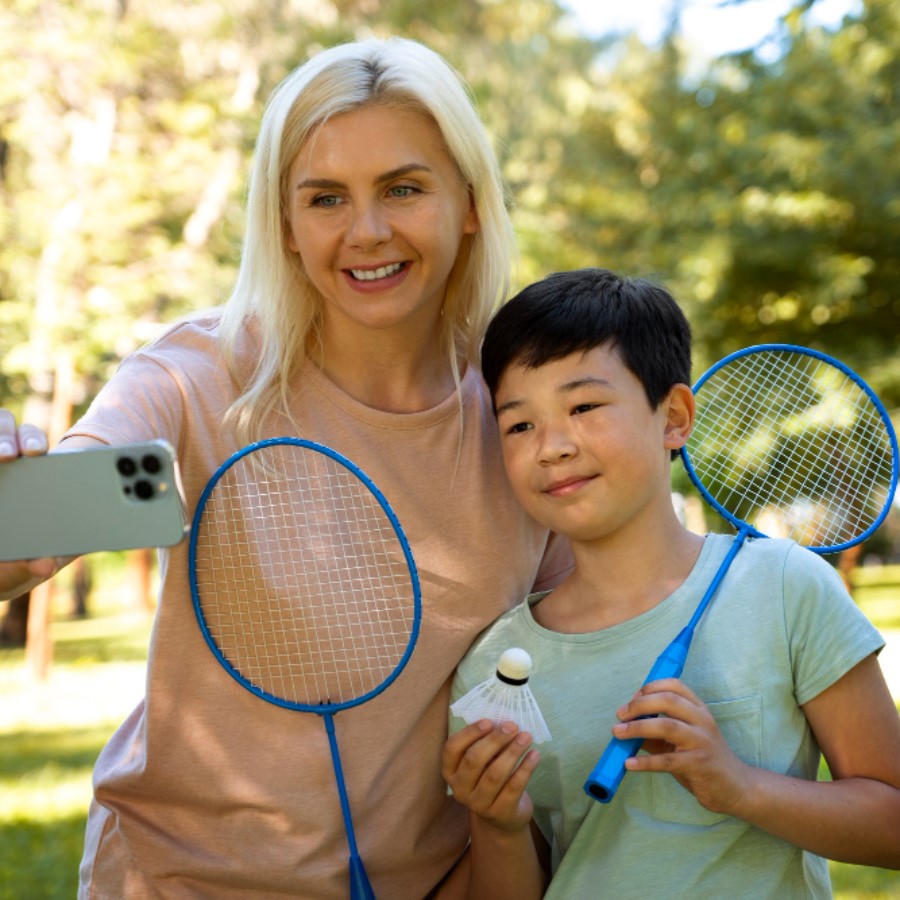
[663,383,695,452]
[464,185,480,235]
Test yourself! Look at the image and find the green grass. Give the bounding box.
[1,561,899,898]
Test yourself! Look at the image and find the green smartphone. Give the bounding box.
[0,440,189,560]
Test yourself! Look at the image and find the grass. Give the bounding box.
[1,559,899,898]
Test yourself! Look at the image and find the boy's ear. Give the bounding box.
[662,383,695,452]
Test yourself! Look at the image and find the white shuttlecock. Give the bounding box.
[451,648,552,744]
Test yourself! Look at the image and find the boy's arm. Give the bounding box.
[616,657,900,868]
[442,721,549,900]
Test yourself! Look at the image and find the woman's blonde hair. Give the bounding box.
[219,37,515,443]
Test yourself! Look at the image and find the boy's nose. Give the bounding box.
[539,426,578,464]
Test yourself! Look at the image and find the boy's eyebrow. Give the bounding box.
[561,376,614,392]
[495,376,614,417]
[296,163,432,191]
[495,397,523,417]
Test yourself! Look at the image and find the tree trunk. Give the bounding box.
[0,593,30,645]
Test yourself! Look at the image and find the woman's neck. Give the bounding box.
[317,325,459,413]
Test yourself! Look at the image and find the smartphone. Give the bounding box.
[0,440,189,561]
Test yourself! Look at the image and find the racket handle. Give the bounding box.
[644,626,692,683]
[583,628,694,803]
[583,733,643,802]
[349,857,376,900]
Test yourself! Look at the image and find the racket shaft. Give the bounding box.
[583,628,693,802]
[323,714,375,899]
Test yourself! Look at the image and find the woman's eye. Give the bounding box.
[311,194,342,208]
[388,185,417,199]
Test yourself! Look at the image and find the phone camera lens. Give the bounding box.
[117,456,137,476]
[141,454,162,474]
[134,480,155,500]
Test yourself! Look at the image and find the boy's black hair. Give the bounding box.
[481,267,692,411]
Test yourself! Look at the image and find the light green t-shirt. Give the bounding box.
[450,535,884,899]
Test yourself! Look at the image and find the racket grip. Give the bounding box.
[583,733,644,802]
[349,857,376,900]
[582,628,694,804]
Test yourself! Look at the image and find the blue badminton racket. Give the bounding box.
[584,344,898,803]
[189,437,421,898]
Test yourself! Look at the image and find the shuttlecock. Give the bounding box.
[451,648,552,744]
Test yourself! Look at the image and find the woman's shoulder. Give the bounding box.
[138,308,227,357]
[457,599,534,673]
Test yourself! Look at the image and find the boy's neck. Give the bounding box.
[533,521,705,634]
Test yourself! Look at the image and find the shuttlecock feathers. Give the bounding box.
[451,648,551,744]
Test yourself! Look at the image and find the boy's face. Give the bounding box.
[494,344,693,545]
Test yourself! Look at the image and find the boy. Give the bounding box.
[443,268,900,898]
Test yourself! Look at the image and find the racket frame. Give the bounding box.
[189,436,422,714]
[189,436,422,899]
[680,343,899,554]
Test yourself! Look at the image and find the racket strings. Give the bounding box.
[688,350,895,548]
[194,445,416,706]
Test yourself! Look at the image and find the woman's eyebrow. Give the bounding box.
[296,163,433,191]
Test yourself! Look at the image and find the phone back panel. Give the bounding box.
[0,440,188,560]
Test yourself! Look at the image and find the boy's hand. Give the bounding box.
[612,678,753,816]
[442,720,539,833]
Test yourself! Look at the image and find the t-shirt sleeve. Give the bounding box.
[63,350,189,449]
[783,543,885,706]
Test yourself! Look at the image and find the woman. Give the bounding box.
[0,38,571,898]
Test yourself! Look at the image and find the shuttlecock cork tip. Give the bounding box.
[497,647,532,682]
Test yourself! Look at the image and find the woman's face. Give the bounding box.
[285,104,479,339]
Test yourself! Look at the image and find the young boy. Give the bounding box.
[443,268,900,899]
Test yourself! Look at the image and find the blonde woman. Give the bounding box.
[0,38,571,899]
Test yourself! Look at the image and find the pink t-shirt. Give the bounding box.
[68,312,572,899]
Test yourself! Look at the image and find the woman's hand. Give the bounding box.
[0,410,59,599]
[0,409,49,459]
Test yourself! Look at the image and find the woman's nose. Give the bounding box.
[346,202,391,250]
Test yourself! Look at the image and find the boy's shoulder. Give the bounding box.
[708,532,838,580]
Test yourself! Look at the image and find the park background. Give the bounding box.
[1,0,898,896]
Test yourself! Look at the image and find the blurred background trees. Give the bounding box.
[1,0,898,657]
[2,0,897,411]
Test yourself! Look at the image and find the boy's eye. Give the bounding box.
[506,421,533,435]
[572,403,600,415]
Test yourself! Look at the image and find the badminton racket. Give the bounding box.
[584,344,898,803]
[189,437,421,898]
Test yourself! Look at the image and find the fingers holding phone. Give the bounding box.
[0,410,50,460]
[0,430,188,604]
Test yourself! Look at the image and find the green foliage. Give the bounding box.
[0,0,897,420]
